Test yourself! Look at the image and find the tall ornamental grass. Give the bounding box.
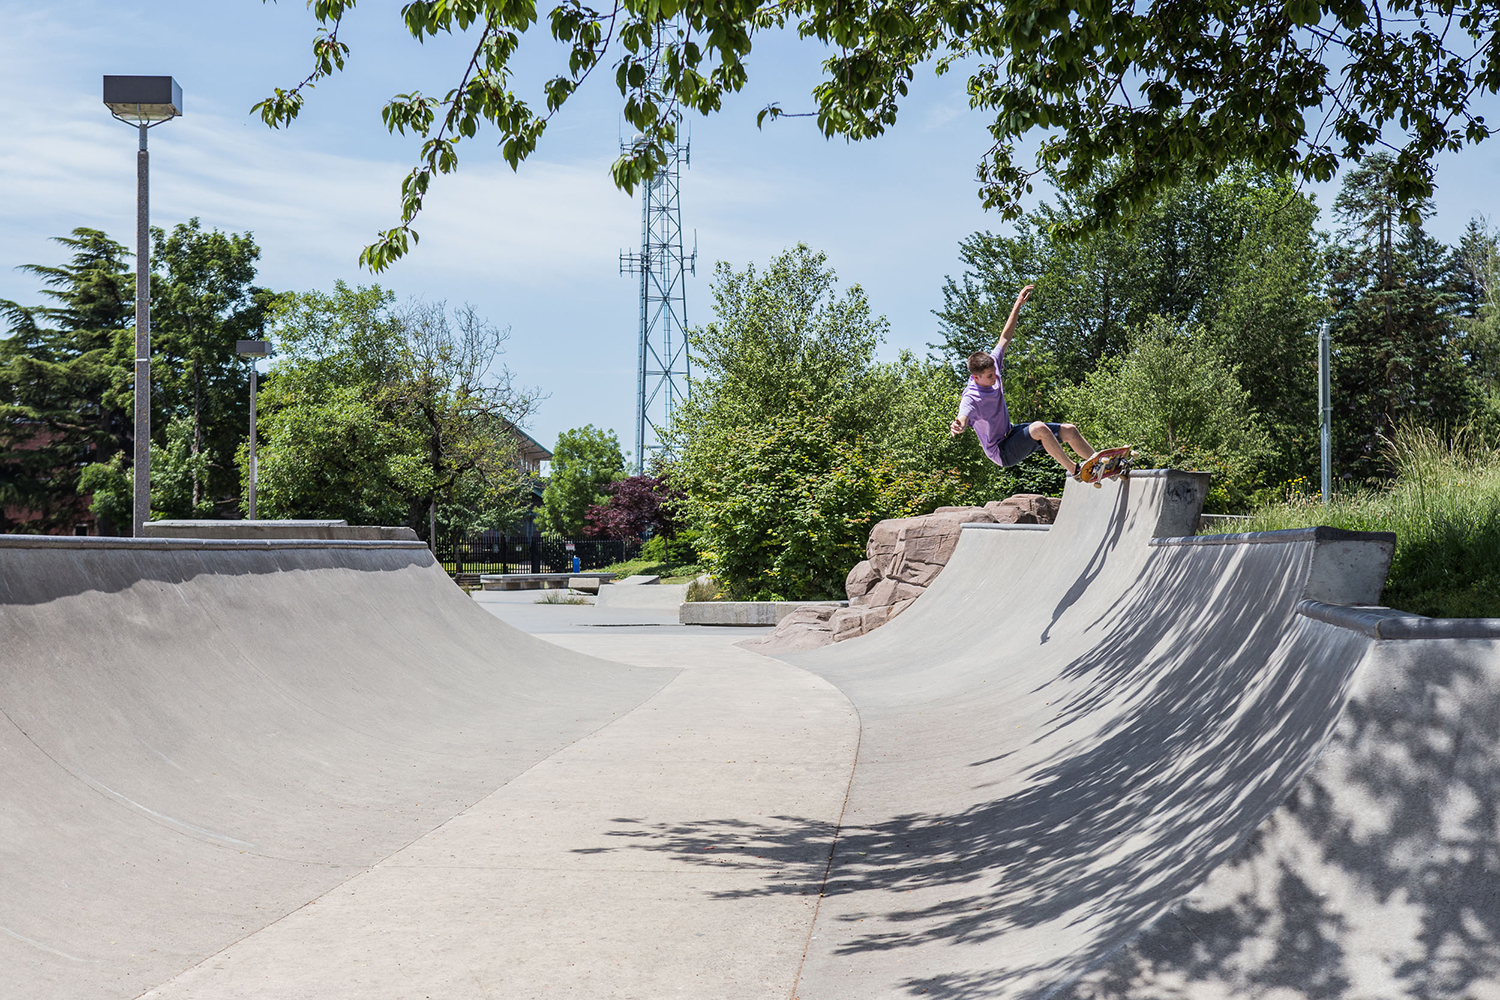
[1204,426,1500,618]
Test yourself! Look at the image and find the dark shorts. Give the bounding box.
[997,421,1064,467]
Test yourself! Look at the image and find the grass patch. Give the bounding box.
[686,576,724,602]
[596,557,704,583]
[1201,426,1500,617]
[535,589,592,605]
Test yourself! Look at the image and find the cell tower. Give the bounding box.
[619,46,696,474]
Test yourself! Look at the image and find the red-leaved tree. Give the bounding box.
[584,474,682,540]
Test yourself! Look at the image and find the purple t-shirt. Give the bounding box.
[958,343,1010,465]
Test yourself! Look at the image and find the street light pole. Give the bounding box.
[1319,320,1332,504]
[104,75,182,537]
[134,122,151,536]
[236,341,272,519]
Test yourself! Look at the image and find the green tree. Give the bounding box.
[1456,220,1500,429]
[255,283,539,535]
[148,415,217,519]
[0,229,134,532]
[672,247,973,595]
[682,410,961,600]
[539,425,626,537]
[935,170,1323,484]
[677,244,885,440]
[150,218,278,512]
[1060,317,1273,512]
[260,1,1498,268]
[1328,153,1480,481]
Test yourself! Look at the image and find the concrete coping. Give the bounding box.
[1298,599,1500,639]
[1152,526,1398,547]
[961,522,1052,531]
[478,572,616,582]
[149,519,349,528]
[0,534,429,551]
[141,521,419,541]
[681,600,846,626]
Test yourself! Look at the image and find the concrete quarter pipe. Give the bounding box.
[2,470,1497,999]
[0,537,678,997]
[782,470,1500,1000]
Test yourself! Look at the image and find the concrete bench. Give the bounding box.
[479,572,616,592]
[680,600,847,626]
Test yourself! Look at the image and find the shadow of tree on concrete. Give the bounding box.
[1056,636,1500,1000]
[578,534,1407,998]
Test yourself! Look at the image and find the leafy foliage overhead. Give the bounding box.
[260,0,1499,269]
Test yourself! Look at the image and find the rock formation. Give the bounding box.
[743,493,1059,653]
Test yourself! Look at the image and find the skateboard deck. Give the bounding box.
[1078,446,1133,487]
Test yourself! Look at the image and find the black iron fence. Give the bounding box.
[437,534,640,575]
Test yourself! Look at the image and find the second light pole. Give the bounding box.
[237,340,272,519]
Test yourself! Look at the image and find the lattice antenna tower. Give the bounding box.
[619,28,697,474]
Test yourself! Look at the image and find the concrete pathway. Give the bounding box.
[143,631,858,1000]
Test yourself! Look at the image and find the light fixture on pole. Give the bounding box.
[104,75,183,537]
[236,340,272,519]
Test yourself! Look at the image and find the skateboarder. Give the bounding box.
[949,284,1098,479]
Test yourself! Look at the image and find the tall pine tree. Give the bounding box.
[0,229,133,532]
[1328,154,1478,480]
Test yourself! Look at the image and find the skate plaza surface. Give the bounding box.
[4,470,1497,999]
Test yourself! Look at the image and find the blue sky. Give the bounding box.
[2,1,1497,457]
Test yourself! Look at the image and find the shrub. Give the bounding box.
[1202,424,1500,617]
[1060,317,1273,511]
[679,411,964,600]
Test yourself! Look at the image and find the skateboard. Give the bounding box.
[1078,446,1133,487]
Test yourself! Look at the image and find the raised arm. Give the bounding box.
[994,284,1035,354]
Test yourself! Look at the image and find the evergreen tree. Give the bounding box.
[0,229,134,532]
[1328,154,1479,480]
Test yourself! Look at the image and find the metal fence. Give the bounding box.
[437,534,640,575]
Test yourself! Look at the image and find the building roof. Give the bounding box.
[506,423,552,464]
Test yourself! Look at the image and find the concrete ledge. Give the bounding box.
[596,583,688,609]
[680,600,847,626]
[1154,526,1396,605]
[480,572,616,592]
[1298,600,1500,639]
[1154,525,1397,546]
[961,523,1052,531]
[144,520,418,541]
[0,534,428,551]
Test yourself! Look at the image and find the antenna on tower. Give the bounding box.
[619,23,696,475]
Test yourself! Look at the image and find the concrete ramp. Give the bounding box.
[7,470,1499,1000]
[0,536,677,997]
[1057,615,1500,1000]
[781,471,1407,998]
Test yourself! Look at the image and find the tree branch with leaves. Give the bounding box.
[260,0,1499,269]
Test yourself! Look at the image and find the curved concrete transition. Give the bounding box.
[0,536,856,998]
[779,471,1500,1000]
[4,470,1500,1000]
